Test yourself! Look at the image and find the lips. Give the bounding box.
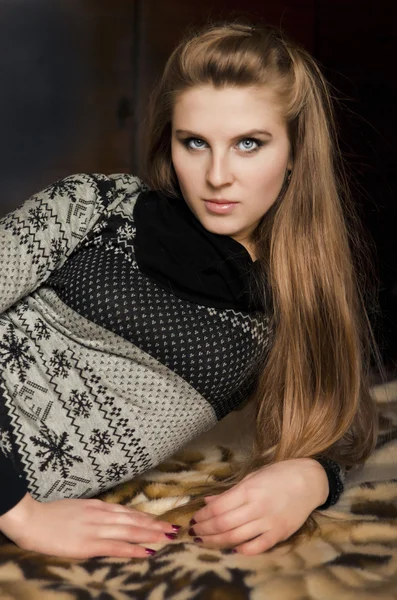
[203,200,238,214]
[205,199,238,204]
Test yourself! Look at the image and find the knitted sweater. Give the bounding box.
[0,173,272,515]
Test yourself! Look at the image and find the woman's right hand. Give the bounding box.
[0,492,179,558]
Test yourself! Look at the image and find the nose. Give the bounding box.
[205,151,234,188]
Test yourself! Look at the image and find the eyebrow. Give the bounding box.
[175,128,273,140]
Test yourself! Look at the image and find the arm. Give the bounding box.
[0,173,117,516]
[0,173,176,558]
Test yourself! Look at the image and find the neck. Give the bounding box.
[232,238,257,262]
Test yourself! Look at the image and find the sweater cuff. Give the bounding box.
[313,456,345,510]
[0,450,28,517]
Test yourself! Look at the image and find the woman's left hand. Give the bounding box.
[189,458,329,555]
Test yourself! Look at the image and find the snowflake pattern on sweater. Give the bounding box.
[0,173,272,505]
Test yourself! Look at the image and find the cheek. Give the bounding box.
[173,152,201,188]
[247,154,289,189]
[171,143,180,175]
[172,145,187,175]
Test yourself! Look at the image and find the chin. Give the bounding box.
[187,202,239,236]
[200,219,237,237]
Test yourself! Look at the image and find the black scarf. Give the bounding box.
[133,190,265,313]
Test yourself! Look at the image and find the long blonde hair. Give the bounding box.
[142,20,381,535]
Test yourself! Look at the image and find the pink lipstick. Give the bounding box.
[204,199,238,214]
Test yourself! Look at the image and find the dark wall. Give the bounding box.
[314,0,397,366]
[0,0,396,365]
[0,0,136,211]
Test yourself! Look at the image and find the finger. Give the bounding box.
[192,518,269,550]
[91,504,174,528]
[191,504,262,536]
[204,496,218,502]
[194,487,247,523]
[96,524,177,544]
[234,529,283,555]
[102,503,138,512]
[89,540,157,559]
[95,511,177,533]
[100,503,154,516]
[85,501,180,534]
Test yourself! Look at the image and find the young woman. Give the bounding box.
[0,20,379,559]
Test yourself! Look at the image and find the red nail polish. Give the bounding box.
[188,527,196,536]
[145,548,157,556]
[165,532,178,540]
[193,537,203,543]
[172,524,182,532]
[223,548,238,554]
[189,518,196,526]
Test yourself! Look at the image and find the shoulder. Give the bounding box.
[36,173,148,209]
[106,173,149,219]
[24,173,148,238]
[107,173,148,195]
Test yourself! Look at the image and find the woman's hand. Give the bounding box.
[189,458,329,555]
[0,492,179,558]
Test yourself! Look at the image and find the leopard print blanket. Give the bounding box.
[1,380,397,600]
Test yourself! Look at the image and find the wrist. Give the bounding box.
[305,458,330,507]
[288,458,329,510]
[0,493,37,540]
[311,457,345,510]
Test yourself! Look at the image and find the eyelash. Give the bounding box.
[182,137,264,154]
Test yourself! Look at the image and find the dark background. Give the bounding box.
[1,0,396,368]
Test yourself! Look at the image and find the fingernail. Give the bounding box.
[172,524,182,532]
[189,518,197,525]
[188,527,196,536]
[145,548,157,556]
[165,532,178,540]
[193,537,203,543]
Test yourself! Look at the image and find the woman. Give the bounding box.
[0,20,379,559]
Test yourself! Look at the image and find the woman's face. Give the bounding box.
[171,84,292,254]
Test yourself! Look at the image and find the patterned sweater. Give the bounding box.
[0,174,272,515]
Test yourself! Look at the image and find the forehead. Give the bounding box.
[172,84,285,131]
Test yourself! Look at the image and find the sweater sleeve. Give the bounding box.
[0,451,28,517]
[0,173,119,316]
[314,456,346,510]
[0,173,118,517]
[0,383,28,517]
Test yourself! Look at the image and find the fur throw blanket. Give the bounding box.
[0,379,397,600]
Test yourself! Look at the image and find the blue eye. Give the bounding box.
[181,136,263,153]
[185,138,207,150]
[237,138,263,153]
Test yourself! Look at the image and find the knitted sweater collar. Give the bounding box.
[133,189,263,312]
